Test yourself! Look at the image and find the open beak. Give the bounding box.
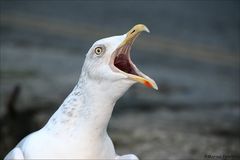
[112,24,158,90]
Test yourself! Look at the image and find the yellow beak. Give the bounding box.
[119,24,158,90]
[118,24,150,48]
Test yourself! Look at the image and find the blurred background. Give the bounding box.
[0,0,239,159]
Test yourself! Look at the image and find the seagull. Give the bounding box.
[4,24,158,160]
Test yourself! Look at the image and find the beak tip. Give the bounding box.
[142,25,150,33]
[153,84,158,90]
[145,79,158,90]
[133,24,150,33]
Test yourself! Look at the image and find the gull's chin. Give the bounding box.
[126,69,158,90]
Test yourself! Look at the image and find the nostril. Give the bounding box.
[131,30,135,34]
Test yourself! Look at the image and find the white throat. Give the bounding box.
[43,69,133,138]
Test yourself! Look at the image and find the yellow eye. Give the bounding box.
[94,47,103,55]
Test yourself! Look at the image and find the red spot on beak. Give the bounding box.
[144,81,153,88]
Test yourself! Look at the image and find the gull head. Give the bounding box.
[82,24,158,96]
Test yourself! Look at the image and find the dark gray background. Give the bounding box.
[0,0,239,159]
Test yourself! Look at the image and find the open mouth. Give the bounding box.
[113,44,139,76]
[110,24,158,90]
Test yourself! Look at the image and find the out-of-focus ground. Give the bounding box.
[0,1,240,159]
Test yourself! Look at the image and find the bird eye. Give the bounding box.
[94,47,103,55]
